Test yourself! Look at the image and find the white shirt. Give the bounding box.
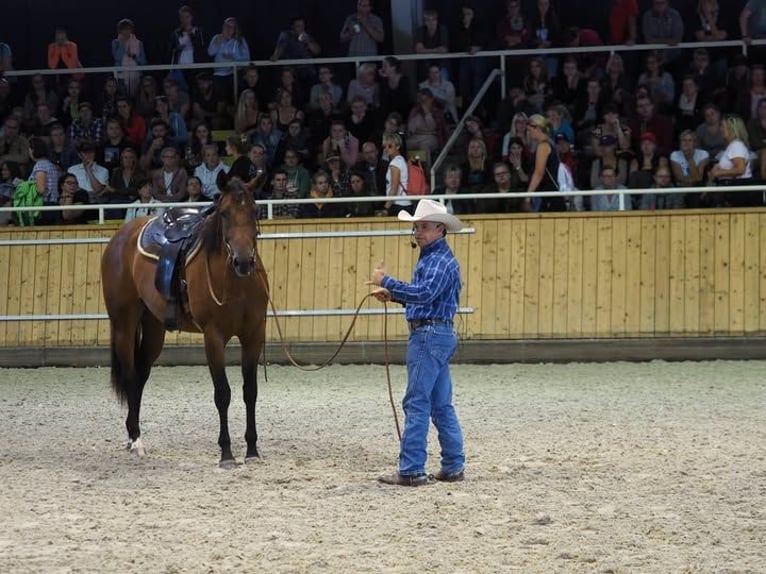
[178,32,194,65]
[669,149,709,177]
[386,155,410,206]
[718,140,752,179]
[194,161,230,199]
[125,198,164,222]
[67,162,109,203]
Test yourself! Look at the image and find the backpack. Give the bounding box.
[556,162,576,192]
[404,158,429,195]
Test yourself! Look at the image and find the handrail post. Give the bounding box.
[500,54,506,99]
[98,207,104,224]
[618,191,626,211]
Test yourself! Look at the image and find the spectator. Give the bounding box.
[670,130,710,195]
[696,0,727,42]
[185,175,204,203]
[339,0,385,58]
[22,74,59,131]
[528,0,561,78]
[555,133,579,187]
[53,172,90,224]
[628,95,674,156]
[357,140,388,198]
[326,148,352,201]
[30,103,59,141]
[300,170,341,219]
[601,54,633,118]
[97,77,120,123]
[501,113,531,163]
[269,16,321,88]
[246,143,269,198]
[629,131,670,191]
[496,89,537,143]
[234,89,260,138]
[48,27,82,79]
[674,76,704,134]
[224,136,251,184]
[135,75,159,120]
[274,67,306,111]
[608,0,639,45]
[740,0,766,54]
[140,119,175,172]
[414,9,450,80]
[0,160,22,225]
[125,178,163,222]
[322,119,359,170]
[69,102,103,147]
[747,98,766,174]
[0,78,13,125]
[433,164,473,215]
[346,63,379,108]
[640,166,683,210]
[736,65,766,122]
[59,78,83,126]
[378,56,412,122]
[270,89,304,134]
[641,0,684,68]
[545,104,574,145]
[591,166,630,211]
[239,64,269,110]
[154,96,187,147]
[406,88,447,164]
[688,48,722,103]
[282,119,311,168]
[249,114,283,169]
[462,115,497,159]
[105,146,144,204]
[306,90,338,161]
[194,144,228,199]
[111,19,147,98]
[270,168,299,218]
[552,56,587,116]
[506,136,531,186]
[116,97,147,148]
[496,0,529,50]
[522,57,551,114]
[637,51,676,111]
[591,135,630,190]
[381,132,410,216]
[191,72,228,130]
[48,123,78,171]
[162,77,190,121]
[185,121,213,172]
[100,118,128,172]
[0,40,12,75]
[346,169,375,217]
[27,136,60,207]
[67,139,108,204]
[347,97,376,146]
[281,147,311,199]
[168,5,207,91]
[309,66,343,110]
[708,114,755,206]
[419,64,458,125]
[461,138,492,197]
[152,146,187,202]
[380,112,407,161]
[208,17,250,98]
[590,103,632,157]
[696,103,728,160]
[477,161,528,214]
[0,116,29,168]
[451,3,487,101]
[561,26,604,79]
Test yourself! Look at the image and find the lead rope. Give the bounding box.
[256,273,401,441]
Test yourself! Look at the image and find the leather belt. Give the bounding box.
[408,319,449,331]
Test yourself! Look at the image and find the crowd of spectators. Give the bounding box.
[2,0,766,225]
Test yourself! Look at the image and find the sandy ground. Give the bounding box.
[0,361,764,573]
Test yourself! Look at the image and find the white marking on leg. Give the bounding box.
[130,437,146,457]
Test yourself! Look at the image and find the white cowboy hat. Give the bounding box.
[397,199,464,233]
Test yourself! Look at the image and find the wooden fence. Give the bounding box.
[1,209,765,348]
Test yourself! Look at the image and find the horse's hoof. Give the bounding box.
[129,438,146,457]
[218,458,241,469]
[244,454,261,464]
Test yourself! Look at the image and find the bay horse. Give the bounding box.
[101,180,269,467]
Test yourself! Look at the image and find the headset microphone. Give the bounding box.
[410,228,417,249]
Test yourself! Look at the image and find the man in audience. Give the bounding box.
[152,146,188,202]
[639,165,683,210]
[140,119,175,171]
[269,168,299,218]
[591,166,629,211]
[49,122,78,171]
[67,139,109,204]
[68,102,103,146]
[0,116,28,168]
[642,0,684,70]
[194,144,229,199]
[628,95,674,156]
[340,0,385,57]
[414,8,449,79]
[357,141,388,198]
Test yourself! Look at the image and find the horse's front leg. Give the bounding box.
[240,324,265,461]
[204,331,236,467]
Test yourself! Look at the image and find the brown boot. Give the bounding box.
[377,472,432,487]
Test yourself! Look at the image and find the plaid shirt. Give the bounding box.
[381,238,461,322]
[69,118,104,145]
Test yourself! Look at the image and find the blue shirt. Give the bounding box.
[381,237,461,322]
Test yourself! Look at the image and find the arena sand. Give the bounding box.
[0,361,764,573]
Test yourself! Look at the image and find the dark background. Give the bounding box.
[1,0,746,71]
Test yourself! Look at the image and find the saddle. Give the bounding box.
[138,205,214,330]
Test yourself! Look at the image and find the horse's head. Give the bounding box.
[215,180,260,278]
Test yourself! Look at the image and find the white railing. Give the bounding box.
[1,184,764,226]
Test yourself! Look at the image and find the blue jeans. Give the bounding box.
[399,322,465,476]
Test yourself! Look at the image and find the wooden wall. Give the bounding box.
[1,209,765,348]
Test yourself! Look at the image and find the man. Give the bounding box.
[281,148,311,199]
[639,166,683,210]
[475,161,528,214]
[627,95,674,156]
[322,119,359,170]
[414,9,449,79]
[740,0,766,47]
[140,119,175,171]
[248,114,283,169]
[152,146,188,202]
[193,144,228,199]
[591,166,630,212]
[368,199,466,487]
[168,4,207,90]
[432,164,473,214]
[48,122,78,171]
[641,0,684,67]
[339,0,385,58]
[270,16,321,62]
[68,102,103,146]
[609,0,639,45]
[67,139,109,204]
[0,116,29,167]
[269,168,298,218]
[357,141,388,198]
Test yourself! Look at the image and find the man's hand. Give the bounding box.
[367,260,387,286]
[369,286,391,303]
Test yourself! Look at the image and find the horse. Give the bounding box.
[101,180,269,467]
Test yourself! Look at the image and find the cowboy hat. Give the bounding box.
[397,199,464,233]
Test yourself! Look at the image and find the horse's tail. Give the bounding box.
[109,323,141,404]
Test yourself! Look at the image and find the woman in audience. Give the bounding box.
[522,57,551,113]
[526,113,566,212]
[545,103,574,144]
[270,88,304,134]
[695,103,727,160]
[282,119,312,169]
[628,132,670,192]
[637,51,675,112]
[346,170,375,217]
[501,112,532,159]
[379,56,412,122]
[186,122,214,171]
[736,65,766,122]
[461,138,492,197]
[405,88,447,163]
[419,64,458,124]
[125,178,163,222]
[309,65,343,110]
[22,74,59,131]
[185,175,204,203]
[135,75,159,119]
[590,103,632,156]
[300,170,340,219]
[162,77,190,121]
[274,67,305,111]
[326,150,352,202]
[111,18,147,98]
[306,90,339,160]
[207,17,250,96]
[234,89,260,137]
[674,75,704,134]
[346,63,380,109]
[708,114,756,206]
[602,53,632,117]
[670,130,710,206]
[98,76,120,122]
[115,97,147,147]
[154,95,188,147]
[225,135,252,183]
[246,143,269,197]
[552,56,586,114]
[105,146,144,204]
[381,132,410,215]
[590,135,630,190]
[101,118,128,172]
[528,0,561,78]
[506,137,531,189]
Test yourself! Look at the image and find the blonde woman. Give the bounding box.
[382,132,411,216]
[709,114,756,206]
[526,113,566,212]
[461,138,492,196]
[234,89,260,136]
[502,112,533,157]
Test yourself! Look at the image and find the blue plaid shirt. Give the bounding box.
[381,237,461,322]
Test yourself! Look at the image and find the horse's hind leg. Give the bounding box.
[110,310,145,454]
[241,321,266,461]
[204,331,237,467]
[130,311,166,454]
